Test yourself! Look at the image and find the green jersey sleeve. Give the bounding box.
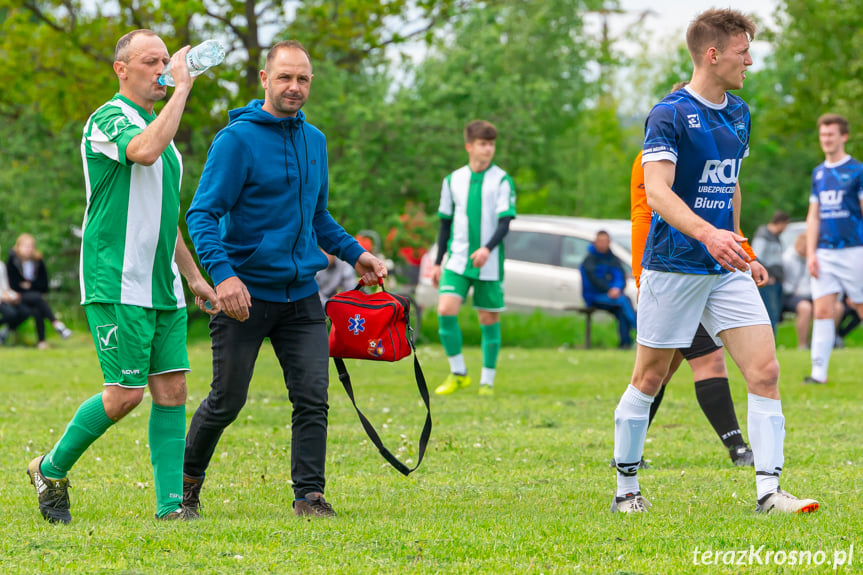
[497,174,516,218]
[86,106,144,167]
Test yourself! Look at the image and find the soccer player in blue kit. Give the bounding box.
[804,113,863,384]
[611,9,819,514]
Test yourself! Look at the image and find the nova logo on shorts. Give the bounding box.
[121,369,141,375]
[96,324,119,351]
[699,159,741,185]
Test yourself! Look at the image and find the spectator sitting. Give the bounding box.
[0,243,36,345]
[6,233,71,349]
[316,249,357,306]
[580,230,636,349]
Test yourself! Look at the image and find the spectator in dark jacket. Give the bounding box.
[580,231,636,348]
[751,210,790,334]
[0,242,36,345]
[6,234,71,349]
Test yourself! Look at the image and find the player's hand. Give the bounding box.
[470,246,490,268]
[431,265,442,287]
[354,251,387,286]
[608,287,622,299]
[702,229,750,272]
[216,276,252,321]
[168,46,194,91]
[749,260,769,287]
[807,255,819,279]
[188,278,220,315]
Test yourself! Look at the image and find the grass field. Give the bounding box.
[1,330,862,574]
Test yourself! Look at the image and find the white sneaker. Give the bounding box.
[53,321,72,339]
[755,488,819,514]
[611,492,652,513]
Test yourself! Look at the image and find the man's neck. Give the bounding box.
[824,151,848,165]
[469,160,491,173]
[118,88,155,115]
[687,73,727,106]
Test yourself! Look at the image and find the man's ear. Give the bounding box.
[113,61,127,80]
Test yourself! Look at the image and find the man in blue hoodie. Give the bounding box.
[580,231,636,348]
[183,40,386,518]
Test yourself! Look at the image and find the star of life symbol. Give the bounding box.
[348,314,365,335]
[687,114,701,129]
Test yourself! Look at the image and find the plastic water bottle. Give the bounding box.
[158,39,226,87]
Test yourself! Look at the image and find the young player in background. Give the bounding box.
[804,113,863,384]
[432,120,516,396]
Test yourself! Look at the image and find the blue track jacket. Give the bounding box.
[187,100,364,303]
[580,245,626,305]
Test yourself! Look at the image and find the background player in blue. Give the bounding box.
[804,113,863,384]
[611,9,818,514]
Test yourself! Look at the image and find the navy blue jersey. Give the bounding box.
[810,156,863,249]
[641,87,750,274]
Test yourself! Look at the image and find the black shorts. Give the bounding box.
[679,323,721,361]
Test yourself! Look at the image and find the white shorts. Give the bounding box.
[637,269,770,348]
[810,247,863,303]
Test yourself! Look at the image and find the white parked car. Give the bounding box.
[415,215,638,312]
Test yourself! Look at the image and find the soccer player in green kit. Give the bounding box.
[26,29,218,523]
[432,121,516,396]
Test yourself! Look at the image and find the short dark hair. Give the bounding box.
[115,29,158,63]
[595,230,610,240]
[817,113,849,135]
[770,210,791,225]
[686,9,756,61]
[266,40,312,72]
[464,120,497,144]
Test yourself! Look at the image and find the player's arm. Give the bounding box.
[630,152,650,288]
[471,216,513,268]
[125,47,194,166]
[174,227,219,315]
[644,160,748,272]
[805,200,821,278]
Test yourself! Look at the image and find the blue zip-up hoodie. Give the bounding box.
[580,245,626,305]
[187,100,364,303]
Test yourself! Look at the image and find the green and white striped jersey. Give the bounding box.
[79,94,186,310]
[438,164,516,281]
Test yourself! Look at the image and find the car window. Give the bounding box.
[505,231,560,265]
[560,236,592,269]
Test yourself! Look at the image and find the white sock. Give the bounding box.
[614,385,653,497]
[447,354,466,375]
[480,368,496,386]
[748,393,785,500]
[810,318,834,382]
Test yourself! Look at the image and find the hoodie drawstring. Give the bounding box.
[301,125,309,185]
[282,123,291,186]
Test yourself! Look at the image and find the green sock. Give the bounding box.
[438,315,463,357]
[481,322,501,369]
[42,393,114,479]
[149,403,186,518]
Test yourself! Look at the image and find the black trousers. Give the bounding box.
[184,294,330,498]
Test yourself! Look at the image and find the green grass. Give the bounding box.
[2,333,863,573]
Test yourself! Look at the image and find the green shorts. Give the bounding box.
[439,269,505,311]
[84,303,190,388]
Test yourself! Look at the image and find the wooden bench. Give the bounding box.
[564,305,603,349]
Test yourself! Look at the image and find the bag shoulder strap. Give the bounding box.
[333,353,432,476]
